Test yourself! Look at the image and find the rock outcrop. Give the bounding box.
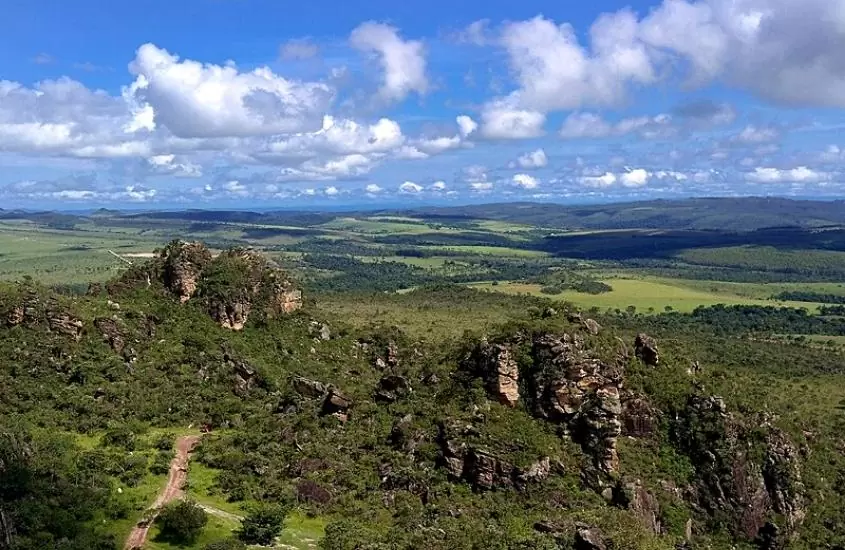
[611,479,662,534]
[114,241,303,330]
[621,396,660,438]
[467,340,520,408]
[634,333,660,366]
[160,241,212,303]
[530,333,623,474]
[438,420,550,491]
[322,388,353,423]
[673,395,806,542]
[574,524,607,550]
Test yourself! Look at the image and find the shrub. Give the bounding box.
[156,500,208,544]
[238,503,290,545]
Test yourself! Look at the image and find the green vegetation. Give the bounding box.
[5,198,845,549]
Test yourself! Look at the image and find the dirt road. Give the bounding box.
[123,435,201,550]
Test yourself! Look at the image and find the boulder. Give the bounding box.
[763,430,806,534]
[47,313,84,340]
[634,333,659,366]
[293,377,328,399]
[583,318,602,335]
[322,388,353,422]
[574,524,607,550]
[6,306,24,327]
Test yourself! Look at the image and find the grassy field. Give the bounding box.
[418,245,549,258]
[469,276,824,313]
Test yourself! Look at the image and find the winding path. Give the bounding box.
[123,435,202,550]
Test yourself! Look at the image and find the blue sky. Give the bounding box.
[2,0,845,209]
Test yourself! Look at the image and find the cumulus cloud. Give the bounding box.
[512,173,539,189]
[479,99,545,139]
[147,154,203,177]
[350,22,428,102]
[365,183,383,194]
[126,43,332,138]
[745,166,829,184]
[511,149,548,169]
[399,180,423,193]
[457,115,478,138]
[497,12,654,113]
[262,115,404,160]
[430,180,447,191]
[580,168,651,188]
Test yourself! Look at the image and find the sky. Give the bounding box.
[2,0,845,209]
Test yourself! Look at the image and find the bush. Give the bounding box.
[156,500,208,544]
[238,503,290,545]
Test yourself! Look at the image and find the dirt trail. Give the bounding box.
[124,435,201,550]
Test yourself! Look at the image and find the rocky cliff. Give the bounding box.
[110,240,302,330]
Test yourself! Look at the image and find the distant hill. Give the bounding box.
[401,197,845,231]
[13,197,845,232]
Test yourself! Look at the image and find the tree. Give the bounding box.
[156,500,208,544]
[238,503,290,545]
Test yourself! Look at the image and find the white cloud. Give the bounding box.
[324,185,339,196]
[580,168,651,188]
[470,181,494,192]
[147,154,203,177]
[399,181,423,193]
[512,173,539,189]
[263,115,404,159]
[560,112,674,139]
[459,20,494,46]
[495,12,654,114]
[745,166,829,184]
[731,125,780,144]
[620,168,651,187]
[479,99,545,139]
[350,22,428,102]
[365,183,383,194]
[581,172,618,187]
[456,115,478,138]
[126,43,332,138]
[511,149,548,169]
[430,180,447,191]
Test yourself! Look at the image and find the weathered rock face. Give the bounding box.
[438,420,550,491]
[7,306,24,327]
[621,396,660,438]
[141,242,303,330]
[673,395,806,542]
[612,480,662,534]
[763,430,806,535]
[94,317,125,354]
[468,341,521,408]
[208,300,252,331]
[160,241,212,303]
[47,312,84,341]
[634,333,660,366]
[530,333,624,474]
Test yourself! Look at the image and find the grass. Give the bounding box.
[314,287,541,340]
[145,514,241,549]
[469,276,823,314]
[418,245,550,258]
[678,245,845,274]
[319,217,461,235]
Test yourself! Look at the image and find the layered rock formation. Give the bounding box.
[112,241,302,330]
